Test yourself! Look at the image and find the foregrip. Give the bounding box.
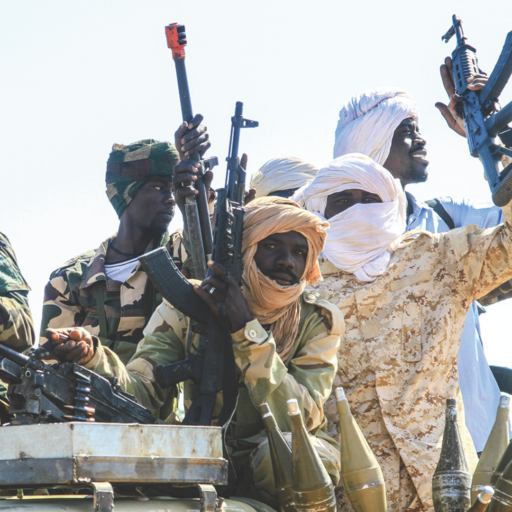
[480,31,512,113]
[139,247,210,325]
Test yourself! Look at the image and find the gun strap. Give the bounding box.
[425,199,455,230]
[95,281,108,339]
[142,275,156,327]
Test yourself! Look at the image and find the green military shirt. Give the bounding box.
[40,231,185,365]
[84,291,344,446]
[0,231,34,418]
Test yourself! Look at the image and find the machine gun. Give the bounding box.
[165,23,218,280]
[0,343,157,425]
[140,102,258,427]
[442,15,512,206]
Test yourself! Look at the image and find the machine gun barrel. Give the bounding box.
[0,343,36,370]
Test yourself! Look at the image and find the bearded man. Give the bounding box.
[40,118,210,365]
[332,72,509,452]
[46,196,343,509]
[292,153,512,512]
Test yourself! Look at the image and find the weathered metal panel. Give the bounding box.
[0,456,227,486]
[0,423,228,487]
[0,496,271,511]
[0,423,223,459]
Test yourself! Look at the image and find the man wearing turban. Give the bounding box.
[46,196,343,508]
[40,117,210,366]
[293,153,512,511]
[332,64,511,454]
[250,157,319,199]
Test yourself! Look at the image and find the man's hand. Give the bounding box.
[435,56,489,137]
[172,159,214,214]
[45,328,95,365]
[193,261,253,333]
[174,113,211,161]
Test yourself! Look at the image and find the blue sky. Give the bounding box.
[2,0,512,367]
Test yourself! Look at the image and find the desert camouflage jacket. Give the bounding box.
[0,231,34,413]
[84,291,344,444]
[40,231,186,365]
[309,201,512,512]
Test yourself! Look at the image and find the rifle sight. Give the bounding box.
[442,14,466,46]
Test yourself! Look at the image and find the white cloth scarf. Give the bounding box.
[250,157,319,198]
[292,154,406,282]
[333,88,418,164]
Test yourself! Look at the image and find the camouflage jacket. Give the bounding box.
[40,232,185,365]
[84,291,344,443]
[0,231,34,413]
[309,201,512,512]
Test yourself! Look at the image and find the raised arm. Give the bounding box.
[440,200,512,302]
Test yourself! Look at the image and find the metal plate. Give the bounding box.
[0,496,272,512]
[0,423,227,487]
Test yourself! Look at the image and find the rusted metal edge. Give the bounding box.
[0,456,228,487]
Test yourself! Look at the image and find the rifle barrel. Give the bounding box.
[0,343,33,369]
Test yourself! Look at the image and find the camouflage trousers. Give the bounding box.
[231,432,341,510]
[335,458,427,512]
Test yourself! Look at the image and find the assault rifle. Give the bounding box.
[0,343,157,425]
[165,23,218,280]
[140,102,258,426]
[442,15,512,206]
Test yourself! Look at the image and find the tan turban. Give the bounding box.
[241,197,328,360]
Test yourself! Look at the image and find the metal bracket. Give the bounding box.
[196,483,217,512]
[90,481,114,512]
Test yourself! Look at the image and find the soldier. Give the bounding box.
[292,153,512,512]
[332,65,509,454]
[40,118,210,365]
[0,232,34,423]
[250,157,318,199]
[46,195,343,509]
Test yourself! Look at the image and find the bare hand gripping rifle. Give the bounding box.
[140,102,258,427]
[0,343,157,425]
[442,15,512,206]
[165,23,218,280]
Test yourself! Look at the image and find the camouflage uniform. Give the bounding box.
[309,201,512,512]
[40,139,185,365]
[84,291,343,506]
[40,232,185,365]
[0,232,34,420]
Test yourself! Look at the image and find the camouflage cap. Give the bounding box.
[106,139,179,219]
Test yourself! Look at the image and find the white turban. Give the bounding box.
[250,157,319,198]
[333,88,418,165]
[291,153,406,282]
